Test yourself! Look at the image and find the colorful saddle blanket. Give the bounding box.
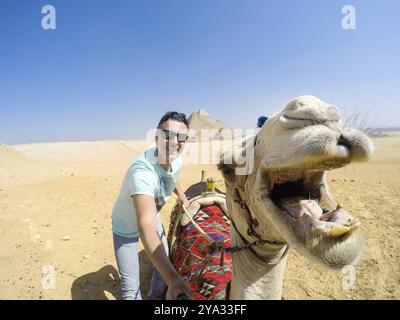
[168,196,232,300]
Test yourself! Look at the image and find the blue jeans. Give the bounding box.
[113,220,168,300]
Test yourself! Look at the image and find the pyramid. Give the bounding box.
[197,108,210,117]
[0,144,24,158]
[0,144,27,171]
[187,108,232,142]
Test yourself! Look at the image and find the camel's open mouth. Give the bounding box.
[269,169,360,238]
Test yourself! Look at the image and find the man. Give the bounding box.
[112,111,193,300]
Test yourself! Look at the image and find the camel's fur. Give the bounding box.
[219,96,373,299]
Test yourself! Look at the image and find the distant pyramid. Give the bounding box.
[0,144,27,169]
[187,108,232,141]
[197,108,210,117]
[0,143,23,157]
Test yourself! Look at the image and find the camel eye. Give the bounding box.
[279,115,316,129]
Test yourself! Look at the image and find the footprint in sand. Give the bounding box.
[21,217,51,247]
[21,218,33,224]
[27,221,42,243]
[44,240,53,251]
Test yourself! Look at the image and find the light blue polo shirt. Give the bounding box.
[111,147,183,238]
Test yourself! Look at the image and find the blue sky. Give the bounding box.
[0,0,399,144]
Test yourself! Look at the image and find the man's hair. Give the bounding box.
[157,111,188,129]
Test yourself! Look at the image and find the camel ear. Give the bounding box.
[221,133,256,170]
[217,163,236,183]
[218,139,254,181]
[218,147,241,182]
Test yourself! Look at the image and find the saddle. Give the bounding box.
[167,172,232,300]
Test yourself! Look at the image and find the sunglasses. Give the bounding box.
[159,129,188,143]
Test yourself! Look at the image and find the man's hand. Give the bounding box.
[179,195,190,210]
[166,275,193,300]
[175,183,190,209]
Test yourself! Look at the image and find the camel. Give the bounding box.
[218,95,373,299]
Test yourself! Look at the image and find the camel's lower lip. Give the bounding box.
[268,173,360,237]
[278,197,359,237]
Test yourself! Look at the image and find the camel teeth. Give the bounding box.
[269,172,277,190]
[348,224,360,235]
[269,179,275,190]
[303,171,311,184]
[349,218,361,226]
[327,225,351,237]
[312,226,327,235]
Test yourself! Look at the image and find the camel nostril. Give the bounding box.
[338,135,351,149]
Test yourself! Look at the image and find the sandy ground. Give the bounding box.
[0,135,399,300]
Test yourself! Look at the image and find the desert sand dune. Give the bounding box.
[0,136,399,299]
[0,144,25,157]
[13,140,151,160]
[0,143,60,188]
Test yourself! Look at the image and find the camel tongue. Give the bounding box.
[279,197,323,219]
[280,197,360,237]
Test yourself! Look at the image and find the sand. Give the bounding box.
[0,135,399,300]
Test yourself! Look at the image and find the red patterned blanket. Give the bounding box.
[169,204,232,300]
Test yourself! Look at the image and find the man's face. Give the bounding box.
[156,120,188,164]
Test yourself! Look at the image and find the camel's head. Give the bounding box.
[244,95,373,267]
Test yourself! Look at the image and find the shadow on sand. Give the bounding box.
[71,265,122,300]
[71,251,154,300]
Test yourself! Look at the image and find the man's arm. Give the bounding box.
[174,182,189,208]
[133,194,192,300]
